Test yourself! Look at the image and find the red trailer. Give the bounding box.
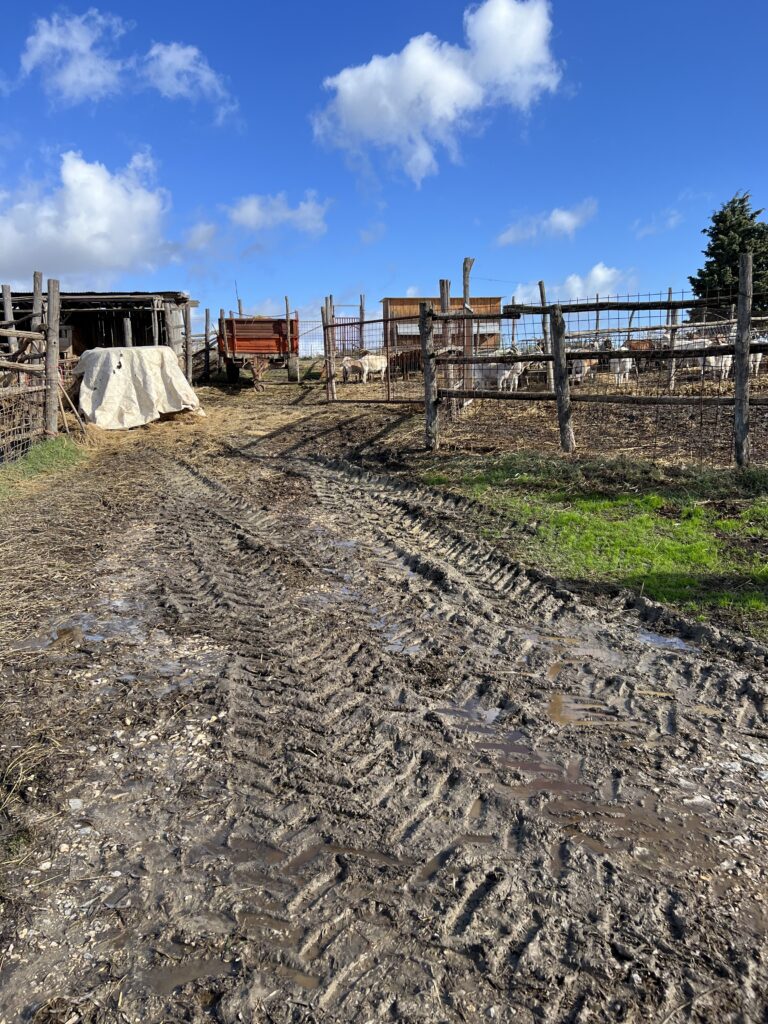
[219,314,299,385]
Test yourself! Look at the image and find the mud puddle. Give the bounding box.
[141,957,236,996]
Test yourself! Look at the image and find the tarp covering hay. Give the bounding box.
[74,347,201,430]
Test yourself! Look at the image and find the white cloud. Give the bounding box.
[185,221,217,251]
[498,198,597,245]
[0,150,171,283]
[17,10,236,122]
[632,208,683,239]
[228,191,331,236]
[513,262,625,303]
[314,0,560,184]
[142,42,237,124]
[360,221,386,245]
[405,285,420,298]
[20,9,128,104]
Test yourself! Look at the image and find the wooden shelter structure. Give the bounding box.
[2,290,196,360]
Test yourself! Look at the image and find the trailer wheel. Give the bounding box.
[226,360,240,385]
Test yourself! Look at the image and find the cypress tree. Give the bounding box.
[689,192,768,316]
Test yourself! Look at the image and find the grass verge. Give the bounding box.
[0,437,86,501]
[422,453,768,640]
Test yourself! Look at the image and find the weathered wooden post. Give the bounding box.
[322,298,336,401]
[44,279,61,437]
[122,317,133,348]
[238,297,244,317]
[666,287,679,393]
[31,271,44,362]
[329,296,337,399]
[359,294,365,351]
[2,285,16,353]
[184,302,193,382]
[539,280,555,392]
[420,302,439,451]
[203,308,211,380]
[286,295,299,382]
[734,252,753,468]
[219,308,227,377]
[151,299,160,346]
[463,257,474,392]
[550,304,575,453]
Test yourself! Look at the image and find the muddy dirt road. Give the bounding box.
[1,385,767,1023]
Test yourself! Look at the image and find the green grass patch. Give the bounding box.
[0,437,86,500]
[422,453,768,638]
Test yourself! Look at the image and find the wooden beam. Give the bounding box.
[204,308,210,379]
[420,303,438,451]
[539,281,554,392]
[2,285,16,353]
[184,301,193,382]
[437,389,768,407]
[551,305,575,453]
[123,317,133,348]
[44,279,61,436]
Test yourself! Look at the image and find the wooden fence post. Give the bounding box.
[359,294,365,351]
[463,257,474,392]
[2,284,17,353]
[44,279,61,437]
[31,271,43,362]
[420,302,439,451]
[322,298,337,401]
[204,308,211,379]
[219,308,226,376]
[123,317,133,347]
[151,300,160,346]
[734,252,753,468]
[539,280,555,392]
[551,304,575,453]
[666,287,679,392]
[184,302,193,382]
[286,295,299,382]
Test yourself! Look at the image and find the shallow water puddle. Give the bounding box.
[549,693,636,729]
[274,963,321,991]
[12,611,144,652]
[638,630,693,653]
[439,699,565,777]
[284,842,414,875]
[142,958,235,996]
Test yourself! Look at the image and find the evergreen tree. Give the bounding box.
[689,192,768,316]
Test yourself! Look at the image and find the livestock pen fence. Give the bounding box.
[0,275,63,465]
[321,255,768,468]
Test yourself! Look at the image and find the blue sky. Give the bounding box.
[1,0,766,325]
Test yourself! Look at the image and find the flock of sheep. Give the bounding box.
[337,327,766,393]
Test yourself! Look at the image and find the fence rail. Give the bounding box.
[420,254,764,468]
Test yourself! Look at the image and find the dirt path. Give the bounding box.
[1,385,767,1023]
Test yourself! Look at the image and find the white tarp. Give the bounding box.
[74,347,201,430]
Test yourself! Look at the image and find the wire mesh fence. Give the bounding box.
[0,380,46,464]
[319,281,768,468]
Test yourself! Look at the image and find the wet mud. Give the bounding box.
[1,387,767,1023]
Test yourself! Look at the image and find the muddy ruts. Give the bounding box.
[143,447,768,1023]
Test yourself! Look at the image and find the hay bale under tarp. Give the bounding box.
[74,347,202,430]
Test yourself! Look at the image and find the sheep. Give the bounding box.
[340,353,388,384]
[702,352,733,381]
[610,357,636,385]
[471,361,513,391]
[570,358,598,385]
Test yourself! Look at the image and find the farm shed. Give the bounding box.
[1,289,196,359]
[381,296,502,351]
